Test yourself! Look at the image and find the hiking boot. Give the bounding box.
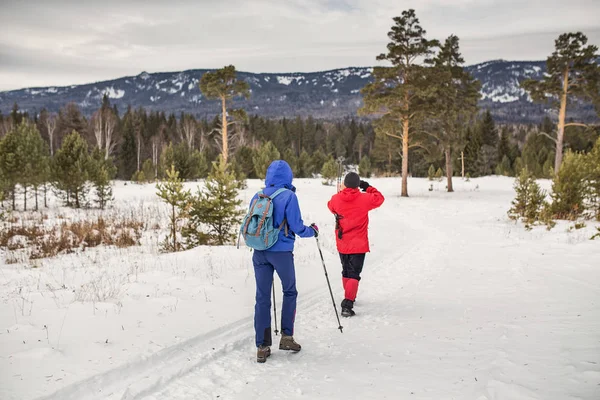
[341,307,356,317]
[279,334,301,352]
[257,345,271,363]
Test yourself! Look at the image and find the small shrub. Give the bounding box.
[549,151,587,220]
[1,216,144,261]
[508,168,547,227]
[427,165,435,181]
[184,157,243,247]
[321,157,338,186]
[435,167,443,181]
[156,165,191,252]
[132,170,146,183]
[359,156,372,178]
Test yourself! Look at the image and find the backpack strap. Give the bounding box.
[269,188,289,236]
[269,188,288,200]
[278,218,288,237]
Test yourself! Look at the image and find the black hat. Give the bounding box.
[344,172,360,188]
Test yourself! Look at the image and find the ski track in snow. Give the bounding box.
[3,178,599,400]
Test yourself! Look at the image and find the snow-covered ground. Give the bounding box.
[1,177,599,400]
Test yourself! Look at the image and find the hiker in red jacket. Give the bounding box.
[327,172,384,317]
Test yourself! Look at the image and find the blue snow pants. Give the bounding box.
[253,250,297,348]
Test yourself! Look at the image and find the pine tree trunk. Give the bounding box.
[358,143,363,162]
[221,97,228,163]
[461,151,465,178]
[401,118,409,197]
[35,187,39,211]
[23,186,27,211]
[445,148,454,193]
[75,188,80,208]
[172,203,176,251]
[555,67,569,173]
[44,185,48,208]
[12,188,15,210]
[137,138,141,172]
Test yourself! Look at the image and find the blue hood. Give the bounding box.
[265,160,295,191]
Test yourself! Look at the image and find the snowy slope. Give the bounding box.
[2,61,598,123]
[1,177,599,400]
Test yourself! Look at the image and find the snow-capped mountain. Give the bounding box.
[0,60,597,123]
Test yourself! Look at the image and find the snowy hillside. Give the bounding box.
[1,177,599,400]
[1,61,598,123]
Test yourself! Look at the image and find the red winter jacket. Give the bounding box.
[327,186,384,254]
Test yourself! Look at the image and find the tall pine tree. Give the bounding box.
[521,32,600,171]
[199,66,250,163]
[429,35,481,192]
[360,9,437,196]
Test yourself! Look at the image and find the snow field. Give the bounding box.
[1,177,599,400]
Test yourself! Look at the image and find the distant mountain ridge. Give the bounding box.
[1,60,598,124]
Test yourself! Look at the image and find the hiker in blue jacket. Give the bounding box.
[249,160,318,363]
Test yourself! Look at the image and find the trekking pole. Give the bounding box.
[336,157,344,192]
[272,279,279,336]
[315,237,344,333]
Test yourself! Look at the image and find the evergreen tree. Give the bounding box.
[185,157,243,246]
[156,165,191,252]
[199,66,250,163]
[359,155,372,178]
[119,109,137,179]
[253,141,280,179]
[513,157,525,176]
[89,148,116,209]
[52,131,91,208]
[191,150,210,179]
[479,110,497,148]
[427,164,436,181]
[435,167,444,181]
[310,149,327,176]
[508,168,547,227]
[497,128,511,163]
[521,32,600,171]
[321,157,338,186]
[0,126,23,209]
[360,9,437,197]
[132,170,146,183]
[297,150,312,178]
[283,148,298,174]
[371,129,401,175]
[160,142,207,180]
[521,132,554,178]
[232,146,256,179]
[584,138,600,220]
[92,164,113,210]
[463,126,482,176]
[142,159,155,182]
[23,123,50,211]
[495,155,513,176]
[549,151,587,219]
[429,35,481,192]
[475,145,497,176]
[7,121,47,210]
[57,103,87,143]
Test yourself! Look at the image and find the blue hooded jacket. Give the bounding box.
[249,160,314,252]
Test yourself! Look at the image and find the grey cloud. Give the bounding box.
[1,0,599,90]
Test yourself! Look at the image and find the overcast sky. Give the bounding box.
[1,0,599,91]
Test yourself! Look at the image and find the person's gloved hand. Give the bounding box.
[310,223,319,237]
[359,180,370,191]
